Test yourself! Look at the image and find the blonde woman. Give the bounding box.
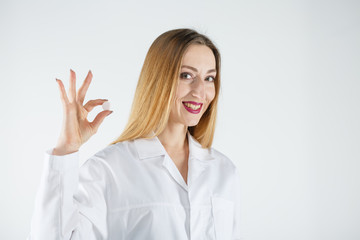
[28,28,241,240]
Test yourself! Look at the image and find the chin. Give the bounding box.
[185,118,201,127]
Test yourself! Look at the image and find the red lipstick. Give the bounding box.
[182,101,203,114]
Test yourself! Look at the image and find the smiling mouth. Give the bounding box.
[182,101,203,113]
[183,102,201,110]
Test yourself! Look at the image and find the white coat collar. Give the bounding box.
[134,131,215,161]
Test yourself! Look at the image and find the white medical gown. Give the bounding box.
[28,132,242,239]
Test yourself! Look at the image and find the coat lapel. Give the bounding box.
[187,132,216,188]
[133,131,216,191]
[162,154,189,192]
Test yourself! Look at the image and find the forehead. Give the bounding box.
[181,44,216,69]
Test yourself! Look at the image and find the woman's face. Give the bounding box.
[169,44,216,127]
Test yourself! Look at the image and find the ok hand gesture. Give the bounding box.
[53,69,112,156]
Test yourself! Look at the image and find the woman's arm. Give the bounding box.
[28,150,109,240]
[233,168,244,240]
[28,69,112,239]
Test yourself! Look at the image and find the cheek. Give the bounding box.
[175,83,189,101]
[206,85,216,102]
[173,86,185,110]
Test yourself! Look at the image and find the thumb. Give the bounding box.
[91,110,113,132]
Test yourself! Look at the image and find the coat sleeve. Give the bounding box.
[27,149,109,240]
[233,167,246,240]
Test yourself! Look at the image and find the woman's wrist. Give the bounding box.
[52,146,79,156]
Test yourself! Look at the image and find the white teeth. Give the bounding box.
[184,102,201,110]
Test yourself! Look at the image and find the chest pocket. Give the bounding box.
[211,197,234,240]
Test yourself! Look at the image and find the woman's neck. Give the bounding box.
[157,123,188,153]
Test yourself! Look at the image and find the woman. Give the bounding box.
[28,28,241,240]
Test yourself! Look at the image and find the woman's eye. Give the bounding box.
[180,72,193,79]
[206,76,215,82]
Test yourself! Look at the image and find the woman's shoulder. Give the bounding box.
[210,147,238,173]
[93,141,131,158]
[81,140,136,168]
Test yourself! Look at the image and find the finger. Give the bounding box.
[84,99,108,112]
[90,110,113,133]
[55,78,69,104]
[69,69,76,102]
[77,70,93,104]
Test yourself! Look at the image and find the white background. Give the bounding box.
[1,0,359,239]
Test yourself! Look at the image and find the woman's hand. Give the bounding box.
[52,69,112,156]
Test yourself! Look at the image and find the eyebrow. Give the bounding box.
[181,65,216,74]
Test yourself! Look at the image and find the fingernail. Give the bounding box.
[55,78,59,82]
[109,111,113,115]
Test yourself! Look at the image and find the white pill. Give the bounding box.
[102,101,111,111]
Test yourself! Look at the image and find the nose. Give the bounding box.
[191,77,205,99]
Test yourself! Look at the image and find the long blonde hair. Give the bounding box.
[111,28,221,148]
